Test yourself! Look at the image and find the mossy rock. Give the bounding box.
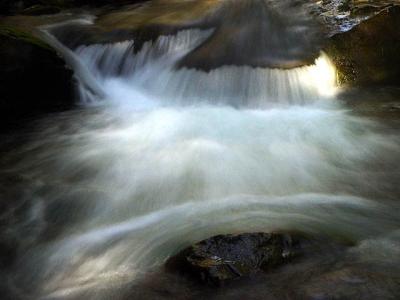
[0,24,51,49]
[325,6,400,86]
[0,25,75,131]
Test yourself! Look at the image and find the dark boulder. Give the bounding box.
[166,232,303,286]
[325,5,400,86]
[0,25,75,131]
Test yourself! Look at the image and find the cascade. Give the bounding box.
[2,8,399,300]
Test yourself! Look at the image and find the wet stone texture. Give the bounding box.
[166,232,302,286]
[325,5,400,86]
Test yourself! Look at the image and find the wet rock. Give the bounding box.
[0,25,75,131]
[47,22,162,51]
[93,0,322,71]
[177,0,323,71]
[310,0,398,35]
[166,232,302,286]
[325,5,400,86]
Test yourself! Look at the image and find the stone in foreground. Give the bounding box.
[166,232,301,286]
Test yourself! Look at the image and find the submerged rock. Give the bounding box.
[325,5,400,86]
[166,232,302,286]
[0,25,74,131]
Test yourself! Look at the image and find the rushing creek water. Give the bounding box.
[1,4,400,300]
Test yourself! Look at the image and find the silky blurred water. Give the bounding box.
[0,14,400,300]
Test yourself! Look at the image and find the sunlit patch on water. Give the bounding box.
[300,53,338,97]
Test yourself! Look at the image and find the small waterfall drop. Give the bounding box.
[73,29,337,107]
[2,13,400,300]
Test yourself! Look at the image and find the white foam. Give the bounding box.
[74,29,337,107]
[7,24,399,300]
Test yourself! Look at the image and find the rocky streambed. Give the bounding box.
[0,1,400,300]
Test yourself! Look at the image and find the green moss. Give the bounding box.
[0,24,51,50]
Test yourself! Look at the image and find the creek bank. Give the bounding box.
[166,232,308,286]
[325,5,400,86]
[0,25,75,131]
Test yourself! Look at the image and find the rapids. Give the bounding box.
[1,5,400,300]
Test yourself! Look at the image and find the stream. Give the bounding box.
[1,2,400,299]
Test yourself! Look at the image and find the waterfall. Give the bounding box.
[73,29,336,107]
[3,15,400,300]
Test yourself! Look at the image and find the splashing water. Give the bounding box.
[72,29,337,107]
[1,21,400,300]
